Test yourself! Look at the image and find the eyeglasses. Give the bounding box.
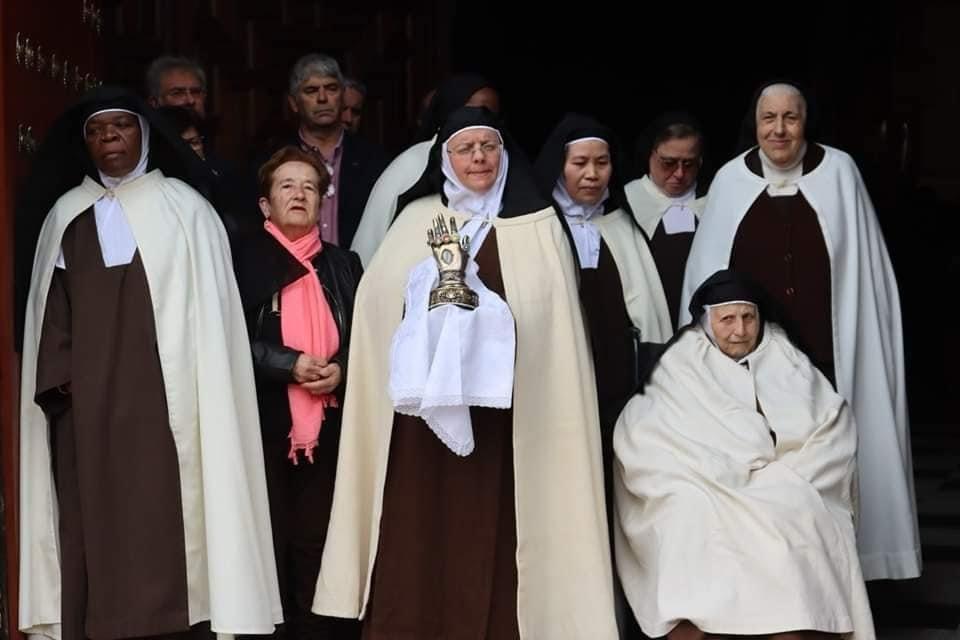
[447,141,501,158]
[655,152,700,172]
[164,86,206,101]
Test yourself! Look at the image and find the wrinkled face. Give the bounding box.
[562,139,612,206]
[181,126,205,159]
[258,161,322,240]
[756,91,806,168]
[289,74,343,130]
[154,68,206,118]
[709,303,760,359]
[465,87,500,114]
[341,86,365,133]
[84,111,143,178]
[447,128,502,193]
[648,136,701,196]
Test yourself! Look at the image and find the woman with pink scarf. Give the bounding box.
[235,146,363,640]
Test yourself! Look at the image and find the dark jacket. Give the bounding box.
[234,230,363,439]
[337,132,390,247]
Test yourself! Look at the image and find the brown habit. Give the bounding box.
[361,230,520,640]
[648,224,696,331]
[579,240,636,522]
[730,145,835,384]
[36,210,192,640]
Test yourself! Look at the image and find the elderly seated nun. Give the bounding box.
[614,269,875,640]
[312,106,618,640]
[533,112,671,537]
[233,146,363,639]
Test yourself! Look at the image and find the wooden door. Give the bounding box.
[0,1,105,636]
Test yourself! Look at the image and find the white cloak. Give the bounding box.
[19,171,283,638]
[591,209,673,344]
[349,139,434,266]
[680,145,920,580]
[622,175,705,241]
[614,325,875,639]
[314,195,619,640]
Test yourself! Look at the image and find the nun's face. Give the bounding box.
[709,303,760,359]
[84,111,143,178]
[447,129,502,193]
[756,91,806,168]
[563,139,611,206]
[258,161,322,241]
[648,136,701,196]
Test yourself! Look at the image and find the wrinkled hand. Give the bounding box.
[292,353,328,384]
[301,362,342,395]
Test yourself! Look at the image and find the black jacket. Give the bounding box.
[234,231,363,439]
[337,132,389,247]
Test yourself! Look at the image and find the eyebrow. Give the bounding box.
[453,138,498,146]
[86,116,136,129]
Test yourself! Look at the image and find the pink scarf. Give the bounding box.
[264,221,341,463]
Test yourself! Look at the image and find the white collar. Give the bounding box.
[641,175,697,205]
[552,181,603,269]
[551,179,607,222]
[758,143,806,197]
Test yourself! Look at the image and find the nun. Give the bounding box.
[622,112,707,328]
[533,112,672,538]
[615,270,875,640]
[313,106,619,640]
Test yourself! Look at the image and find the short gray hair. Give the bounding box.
[145,56,207,99]
[756,83,806,119]
[343,76,367,97]
[288,53,343,95]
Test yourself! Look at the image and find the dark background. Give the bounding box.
[451,1,959,426]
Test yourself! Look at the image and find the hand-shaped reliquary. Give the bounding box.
[427,215,479,310]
